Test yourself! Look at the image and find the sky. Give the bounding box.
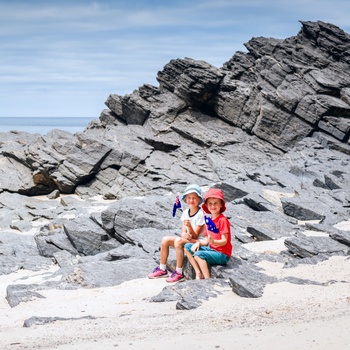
[1,0,350,118]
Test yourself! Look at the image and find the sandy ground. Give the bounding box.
[1,240,350,350]
[1,195,350,350]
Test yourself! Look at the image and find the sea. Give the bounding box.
[0,117,96,135]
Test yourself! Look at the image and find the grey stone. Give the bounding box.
[150,279,229,310]
[284,233,349,258]
[1,20,350,309]
[63,218,115,256]
[227,259,278,298]
[23,315,95,328]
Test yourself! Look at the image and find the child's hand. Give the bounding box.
[191,242,200,252]
[181,231,192,240]
[208,236,214,244]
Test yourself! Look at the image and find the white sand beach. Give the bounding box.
[1,238,350,350]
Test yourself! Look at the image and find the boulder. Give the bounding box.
[1,20,350,309]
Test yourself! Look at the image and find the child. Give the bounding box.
[184,188,232,279]
[148,184,205,283]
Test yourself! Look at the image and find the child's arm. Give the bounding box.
[182,221,204,240]
[208,232,228,246]
[188,223,204,240]
[190,235,208,252]
[181,221,188,237]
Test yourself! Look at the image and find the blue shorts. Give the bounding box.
[184,243,230,266]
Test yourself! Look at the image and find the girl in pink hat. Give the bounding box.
[184,188,232,279]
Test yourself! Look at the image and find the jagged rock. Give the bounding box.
[34,226,79,257]
[150,279,229,310]
[23,315,96,328]
[121,227,179,254]
[157,57,225,108]
[170,109,247,147]
[329,230,350,247]
[284,233,349,258]
[314,132,350,156]
[246,217,297,241]
[6,284,46,308]
[6,254,157,307]
[230,204,298,241]
[283,253,331,268]
[1,21,350,198]
[227,258,278,298]
[0,255,53,276]
[282,276,325,286]
[0,231,54,275]
[63,217,118,256]
[1,20,350,308]
[53,250,81,268]
[105,90,151,125]
[100,196,178,237]
[5,280,63,308]
[58,257,156,288]
[281,195,331,221]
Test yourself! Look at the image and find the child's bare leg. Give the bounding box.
[174,237,187,269]
[195,256,210,279]
[185,249,202,277]
[160,236,175,265]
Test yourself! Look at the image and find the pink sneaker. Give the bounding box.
[148,266,168,279]
[166,270,185,283]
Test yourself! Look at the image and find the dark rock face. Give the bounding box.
[1,21,350,310]
[1,21,349,198]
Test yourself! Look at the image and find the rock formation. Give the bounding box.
[1,20,350,310]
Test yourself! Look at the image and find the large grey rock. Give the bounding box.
[34,226,79,257]
[100,196,178,237]
[1,20,350,309]
[284,233,349,258]
[1,21,350,198]
[63,218,118,256]
[151,279,229,310]
[227,258,278,298]
[157,57,225,108]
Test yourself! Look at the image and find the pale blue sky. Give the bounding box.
[1,0,350,118]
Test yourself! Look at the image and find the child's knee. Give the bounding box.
[161,236,173,245]
[174,237,182,246]
[194,255,203,262]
